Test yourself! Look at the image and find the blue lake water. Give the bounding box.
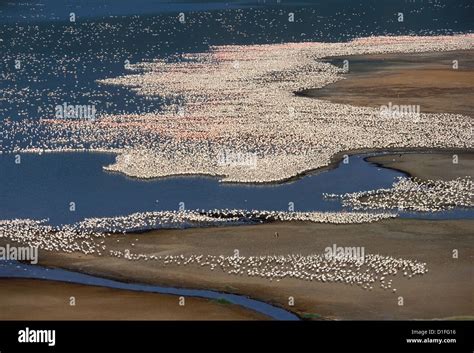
[0,151,472,225]
[1,0,473,123]
[0,260,299,320]
[1,2,472,221]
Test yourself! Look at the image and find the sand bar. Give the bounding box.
[0,278,268,320]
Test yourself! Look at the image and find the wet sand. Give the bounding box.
[36,219,474,320]
[0,278,268,320]
[367,151,474,181]
[299,50,474,116]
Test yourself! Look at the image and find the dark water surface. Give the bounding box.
[1,0,473,122]
[0,152,398,224]
[1,151,472,225]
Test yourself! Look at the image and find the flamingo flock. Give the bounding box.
[0,209,396,254]
[1,35,473,184]
[0,209,422,291]
[324,176,473,212]
[0,214,427,291]
[109,251,428,292]
[0,34,468,292]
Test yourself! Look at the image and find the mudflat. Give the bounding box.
[366,151,474,181]
[300,50,474,116]
[0,278,268,320]
[36,219,474,320]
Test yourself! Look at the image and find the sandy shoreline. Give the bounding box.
[0,278,268,320]
[292,147,473,187]
[32,218,473,320]
[300,49,474,116]
[366,152,474,181]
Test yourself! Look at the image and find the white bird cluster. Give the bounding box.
[0,219,106,255]
[76,210,240,233]
[325,176,473,212]
[0,209,395,255]
[109,251,428,291]
[1,212,427,291]
[203,209,396,224]
[1,35,472,183]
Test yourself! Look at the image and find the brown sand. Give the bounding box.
[0,278,268,320]
[299,50,474,116]
[36,219,474,320]
[366,152,474,181]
